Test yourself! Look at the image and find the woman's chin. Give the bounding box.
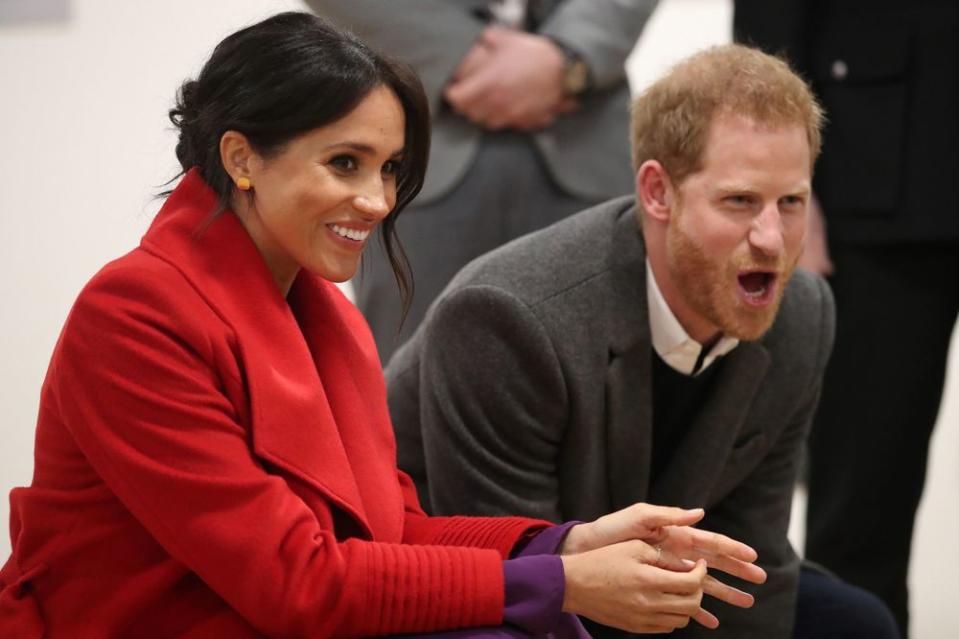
[312,260,360,284]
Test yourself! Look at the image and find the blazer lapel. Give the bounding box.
[605,345,654,511]
[604,207,655,511]
[140,171,372,537]
[649,343,770,508]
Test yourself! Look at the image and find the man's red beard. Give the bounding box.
[666,217,797,342]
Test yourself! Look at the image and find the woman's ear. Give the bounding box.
[219,130,256,188]
[636,160,675,224]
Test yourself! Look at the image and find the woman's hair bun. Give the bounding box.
[169,79,202,171]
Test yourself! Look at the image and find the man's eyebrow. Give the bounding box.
[714,183,812,196]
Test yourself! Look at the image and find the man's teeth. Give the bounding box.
[744,286,767,299]
[330,224,370,241]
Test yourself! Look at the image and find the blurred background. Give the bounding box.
[1,1,955,635]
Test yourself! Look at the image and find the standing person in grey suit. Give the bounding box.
[305,0,658,361]
[385,44,899,638]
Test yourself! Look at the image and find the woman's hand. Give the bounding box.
[560,503,706,555]
[561,540,710,633]
[561,503,767,625]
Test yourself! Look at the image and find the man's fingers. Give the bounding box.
[479,24,511,46]
[555,97,580,115]
[697,551,768,584]
[452,42,493,81]
[630,504,705,531]
[703,574,756,609]
[655,547,691,572]
[443,74,486,112]
[689,527,758,562]
[647,558,708,595]
[693,606,720,629]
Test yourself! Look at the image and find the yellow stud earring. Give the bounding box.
[236,177,251,191]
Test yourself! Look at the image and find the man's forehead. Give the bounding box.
[695,114,811,182]
[706,111,808,143]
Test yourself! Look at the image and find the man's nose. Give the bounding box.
[748,205,785,257]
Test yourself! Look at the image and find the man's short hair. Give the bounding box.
[630,43,824,184]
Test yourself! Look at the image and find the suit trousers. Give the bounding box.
[581,564,899,639]
[805,243,959,638]
[353,131,599,363]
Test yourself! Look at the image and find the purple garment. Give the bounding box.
[502,522,574,634]
[397,522,591,638]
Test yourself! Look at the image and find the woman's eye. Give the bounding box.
[330,155,357,172]
[382,160,399,177]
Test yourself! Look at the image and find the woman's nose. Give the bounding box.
[353,180,392,220]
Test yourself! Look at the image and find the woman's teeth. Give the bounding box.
[330,224,370,242]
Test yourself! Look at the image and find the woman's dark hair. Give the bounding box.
[168,11,430,317]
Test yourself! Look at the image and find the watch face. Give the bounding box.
[564,59,589,95]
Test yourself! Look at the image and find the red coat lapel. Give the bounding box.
[138,170,402,540]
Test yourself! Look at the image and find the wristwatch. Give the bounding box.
[550,39,591,96]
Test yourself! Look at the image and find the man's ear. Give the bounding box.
[219,130,257,186]
[636,160,675,223]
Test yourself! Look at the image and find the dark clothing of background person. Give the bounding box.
[305,0,658,361]
[734,2,959,636]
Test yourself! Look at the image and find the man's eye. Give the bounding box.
[330,155,357,171]
[726,195,754,207]
[780,195,805,208]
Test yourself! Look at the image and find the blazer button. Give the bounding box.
[830,59,849,81]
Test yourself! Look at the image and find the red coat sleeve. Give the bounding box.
[398,471,553,558]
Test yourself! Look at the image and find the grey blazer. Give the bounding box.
[304,0,657,204]
[386,197,836,638]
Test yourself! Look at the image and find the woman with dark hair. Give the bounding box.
[0,13,764,638]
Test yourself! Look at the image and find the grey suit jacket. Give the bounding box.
[304,0,657,204]
[386,197,836,638]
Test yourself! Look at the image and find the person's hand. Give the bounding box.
[448,36,495,84]
[561,503,706,555]
[562,503,767,621]
[562,540,710,633]
[799,194,834,276]
[443,26,578,131]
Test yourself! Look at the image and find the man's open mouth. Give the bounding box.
[737,270,777,306]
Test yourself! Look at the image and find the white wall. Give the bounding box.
[1,1,955,636]
[0,0,302,548]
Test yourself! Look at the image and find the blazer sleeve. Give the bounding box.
[303,0,484,114]
[49,265,507,638]
[538,0,659,90]
[413,283,571,521]
[694,276,836,639]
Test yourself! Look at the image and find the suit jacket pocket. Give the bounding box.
[810,20,913,218]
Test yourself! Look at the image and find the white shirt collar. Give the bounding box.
[646,260,739,376]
